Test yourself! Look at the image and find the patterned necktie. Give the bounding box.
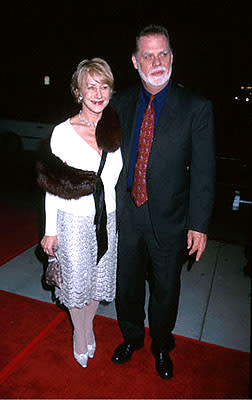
[131,95,155,207]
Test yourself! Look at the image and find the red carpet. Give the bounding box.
[0,203,38,265]
[0,290,250,399]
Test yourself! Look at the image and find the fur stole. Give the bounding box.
[36,105,121,199]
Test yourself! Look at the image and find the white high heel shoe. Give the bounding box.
[73,336,88,368]
[87,339,96,358]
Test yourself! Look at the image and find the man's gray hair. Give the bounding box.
[134,24,172,55]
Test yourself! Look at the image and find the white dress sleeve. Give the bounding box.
[43,124,62,236]
[44,192,58,236]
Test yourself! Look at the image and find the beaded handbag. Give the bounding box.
[45,251,63,289]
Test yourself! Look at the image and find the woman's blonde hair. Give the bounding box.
[71,57,114,103]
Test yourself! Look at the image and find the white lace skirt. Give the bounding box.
[55,209,117,308]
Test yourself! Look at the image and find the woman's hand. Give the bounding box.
[41,235,58,256]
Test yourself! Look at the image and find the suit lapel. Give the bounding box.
[148,83,181,168]
[155,83,178,137]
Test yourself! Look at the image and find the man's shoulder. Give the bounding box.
[111,85,140,107]
[171,81,211,108]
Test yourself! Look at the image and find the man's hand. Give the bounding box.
[187,230,207,262]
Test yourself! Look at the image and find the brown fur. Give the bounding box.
[36,106,121,199]
[95,105,121,152]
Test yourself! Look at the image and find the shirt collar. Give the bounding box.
[142,80,170,104]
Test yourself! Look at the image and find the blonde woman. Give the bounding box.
[37,58,122,368]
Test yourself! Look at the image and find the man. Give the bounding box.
[111,25,215,380]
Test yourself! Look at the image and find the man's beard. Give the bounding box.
[137,62,172,88]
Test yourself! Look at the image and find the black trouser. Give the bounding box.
[116,195,186,352]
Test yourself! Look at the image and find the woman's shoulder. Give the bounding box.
[51,118,71,138]
[49,119,73,152]
[52,118,70,134]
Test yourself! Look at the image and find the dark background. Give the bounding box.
[0,0,251,247]
[1,1,251,158]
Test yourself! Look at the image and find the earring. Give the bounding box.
[78,96,83,103]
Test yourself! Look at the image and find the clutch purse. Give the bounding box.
[45,251,63,289]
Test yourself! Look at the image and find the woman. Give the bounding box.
[37,58,122,368]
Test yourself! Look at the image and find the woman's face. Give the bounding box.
[79,73,111,115]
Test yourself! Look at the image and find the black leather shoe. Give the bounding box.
[112,341,144,364]
[154,352,173,380]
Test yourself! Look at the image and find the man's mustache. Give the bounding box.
[150,67,166,74]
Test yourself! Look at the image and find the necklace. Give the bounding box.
[79,111,97,127]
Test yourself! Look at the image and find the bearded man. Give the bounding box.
[111,24,215,380]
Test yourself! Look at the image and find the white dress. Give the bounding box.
[44,119,122,308]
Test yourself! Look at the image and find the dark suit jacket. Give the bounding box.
[112,81,215,247]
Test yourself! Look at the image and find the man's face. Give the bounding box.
[132,34,173,94]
